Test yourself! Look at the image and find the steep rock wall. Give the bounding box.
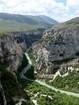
[32,27,79,75]
[0,34,26,72]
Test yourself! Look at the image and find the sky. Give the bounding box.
[0,0,79,22]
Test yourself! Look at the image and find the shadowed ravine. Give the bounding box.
[20,52,79,98]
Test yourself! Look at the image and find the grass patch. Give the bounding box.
[48,71,79,93]
[54,23,79,30]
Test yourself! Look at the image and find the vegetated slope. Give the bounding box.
[65,17,79,24]
[49,71,79,93]
[55,17,79,29]
[23,80,79,105]
[0,13,58,32]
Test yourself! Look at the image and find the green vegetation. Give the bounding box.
[37,96,53,105]
[65,17,79,25]
[54,17,79,29]
[0,31,16,37]
[48,71,79,93]
[0,64,20,104]
[24,80,79,105]
[0,20,45,32]
[21,100,34,105]
[55,22,79,29]
[10,49,79,105]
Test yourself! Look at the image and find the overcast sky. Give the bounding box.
[0,0,79,22]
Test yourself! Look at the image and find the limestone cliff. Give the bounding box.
[0,33,33,105]
[32,26,79,77]
[0,33,26,72]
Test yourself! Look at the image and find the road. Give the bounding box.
[20,52,79,98]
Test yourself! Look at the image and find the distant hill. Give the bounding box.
[55,17,79,29]
[0,13,58,32]
[65,17,79,25]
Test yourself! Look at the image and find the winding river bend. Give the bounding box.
[20,52,79,98]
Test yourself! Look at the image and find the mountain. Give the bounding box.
[0,13,58,32]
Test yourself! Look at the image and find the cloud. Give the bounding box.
[0,2,7,13]
[0,0,79,22]
[0,4,3,12]
[67,0,79,7]
[9,0,69,21]
[2,0,22,7]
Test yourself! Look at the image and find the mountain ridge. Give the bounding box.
[0,13,58,32]
[55,17,79,29]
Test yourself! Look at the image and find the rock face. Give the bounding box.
[12,30,43,48]
[0,34,26,72]
[32,26,79,75]
[0,30,43,72]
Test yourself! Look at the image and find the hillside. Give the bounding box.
[0,13,58,32]
[65,17,79,24]
[55,17,79,29]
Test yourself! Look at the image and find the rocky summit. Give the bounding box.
[32,25,79,76]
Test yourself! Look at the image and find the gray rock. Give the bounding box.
[0,34,26,72]
[32,27,79,74]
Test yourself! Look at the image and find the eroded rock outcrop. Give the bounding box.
[0,34,26,72]
[32,26,79,76]
[0,33,28,105]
